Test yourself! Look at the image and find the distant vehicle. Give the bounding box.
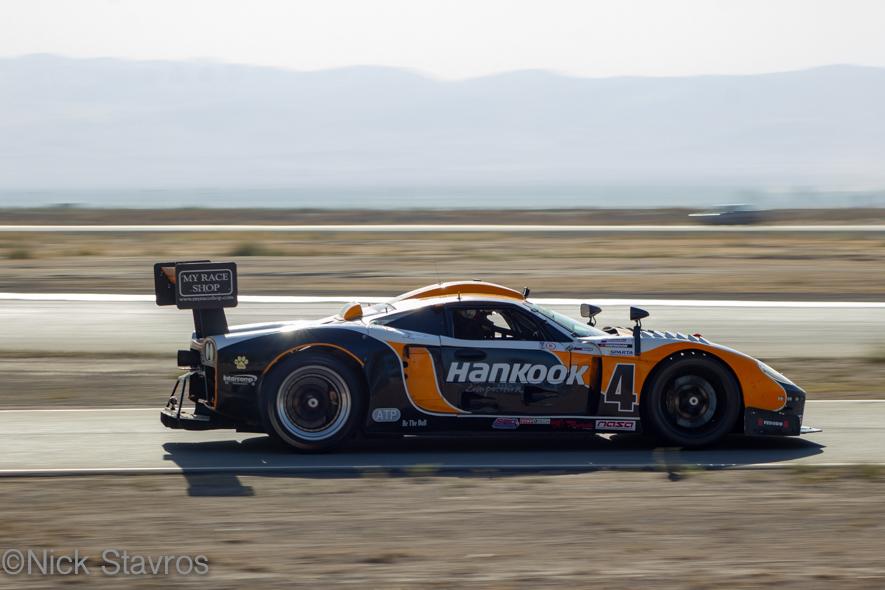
[154,262,814,451]
[688,204,761,225]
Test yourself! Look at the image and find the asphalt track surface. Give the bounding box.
[0,402,879,476]
[2,297,883,359]
[2,224,885,233]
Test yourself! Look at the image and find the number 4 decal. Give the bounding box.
[603,363,638,413]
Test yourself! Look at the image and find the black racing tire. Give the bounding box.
[641,351,741,448]
[259,351,365,452]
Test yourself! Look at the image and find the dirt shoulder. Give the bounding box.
[0,469,883,588]
[0,355,881,409]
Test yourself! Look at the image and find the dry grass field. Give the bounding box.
[1,207,884,298]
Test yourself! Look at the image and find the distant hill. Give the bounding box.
[1,55,885,200]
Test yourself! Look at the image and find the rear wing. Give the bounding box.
[153,260,238,337]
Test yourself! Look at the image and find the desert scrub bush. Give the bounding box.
[228,242,281,256]
[7,247,33,260]
[868,347,885,364]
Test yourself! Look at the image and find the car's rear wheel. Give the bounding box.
[642,352,741,447]
[260,352,365,452]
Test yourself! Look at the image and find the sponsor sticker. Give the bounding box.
[492,417,520,430]
[233,355,249,370]
[401,418,428,428]
[595,419,637,432]
[598,339,635,357]
[518,417,551,425]
[758,418,788,428]
[371,408,402,423]
[172,262,238,309]
[549,418,596,431]
[490,416,552,430]
[223,374,257,386]
[447,362,588,385]
[179,269,233,297]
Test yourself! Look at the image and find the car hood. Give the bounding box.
[575,329,719,357]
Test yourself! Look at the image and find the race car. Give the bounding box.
[154,260,811,451]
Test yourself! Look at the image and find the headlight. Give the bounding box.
[202,338,217,366]
[758,360,794,386]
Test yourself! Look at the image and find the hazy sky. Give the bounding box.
[2,0,884,79]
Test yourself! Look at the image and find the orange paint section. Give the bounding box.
[603,342,786,411]
[213,367,219,408]
[386,341,465,414]
[547,349,596,388]
[392,281,524,302]
[260,342,365,377]
[549,350,570,367]
[338,302,363,321]
[569,351,598,388]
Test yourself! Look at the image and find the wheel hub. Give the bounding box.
[663,375,718,430]
[276,370,350,439]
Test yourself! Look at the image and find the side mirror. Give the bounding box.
[580,303,602,326]
[629,306,649,323]
[581,303,602,326]
[580,303,601,318]
[630,306,649,356]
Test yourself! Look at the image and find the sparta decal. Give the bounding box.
[446,362,588,385]
[597,339,635,357]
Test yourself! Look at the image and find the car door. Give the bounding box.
[439,302,586,414]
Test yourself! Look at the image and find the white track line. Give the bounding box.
[2,292,884,308]
[805,399,885,403]
[1,462,880,478]
[1,224,885,233]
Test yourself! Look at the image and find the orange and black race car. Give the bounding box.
[154,261,815,451]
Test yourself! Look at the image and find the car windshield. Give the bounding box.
[529,303,606,337]
[363,302,395,317]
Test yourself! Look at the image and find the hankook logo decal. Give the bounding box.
[446,362,589,385]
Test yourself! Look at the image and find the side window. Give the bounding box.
[381,307,446,335]
[450,306,544,341]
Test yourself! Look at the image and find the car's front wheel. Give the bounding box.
[642,351,741,447]
[260,352,365,452]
